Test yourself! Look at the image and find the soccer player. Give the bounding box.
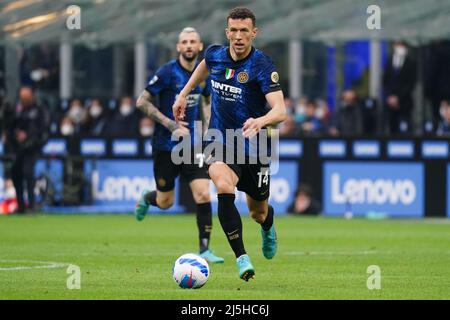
[135,27,224,264]
[172,8,287,281]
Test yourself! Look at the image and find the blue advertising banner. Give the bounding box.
[209,161,299,215]
[323,162,424,217]
[84,159,184,213]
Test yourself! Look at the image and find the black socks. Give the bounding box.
[261,205,274,231]
[217,193,246,258]
[196,202,212,253]
[144,190,158,207]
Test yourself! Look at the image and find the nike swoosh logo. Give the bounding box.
[227,229,238,236]
[260,190,269,196]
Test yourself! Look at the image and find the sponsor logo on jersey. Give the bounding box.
[225,68,235,80]
[175,93,201,108]
[237,71,249,83]
[210,80,242,94]
[271,72,279,83]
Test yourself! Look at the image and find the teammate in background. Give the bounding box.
[173,8,286,281]
[135,27,224,264]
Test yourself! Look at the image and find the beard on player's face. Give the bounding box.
[181,50,198,62]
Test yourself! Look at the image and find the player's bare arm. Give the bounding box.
[242,90,287,138]
[137,90,189,136]
[201,94,211,131]
[173,60,210,122]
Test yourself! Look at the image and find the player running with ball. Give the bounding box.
[172,8,287,281]
[135,27,224,264]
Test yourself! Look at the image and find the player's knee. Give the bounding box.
[214,180,234,194]
[194,190,210,204]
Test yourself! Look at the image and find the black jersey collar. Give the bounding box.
[176,59,197,74]
[227,46,255,64]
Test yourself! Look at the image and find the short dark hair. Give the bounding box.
[227,7,256,26]
[295,184,313,198]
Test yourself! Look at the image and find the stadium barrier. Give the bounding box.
[0,137,448,218]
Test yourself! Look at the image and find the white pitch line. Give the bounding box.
[0,260,70,271]
[284,251,379,256]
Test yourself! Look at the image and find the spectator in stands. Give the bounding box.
[66,99,87,134]
[107,96,140,136]
[60,116,75,136]
[383,40,417,134]
[287,184,322,216]
[139,117,155,137]
[424,40,450,129]
[294,96,308,123]
[83,99,108,136]
[5,86,50,213]
[436,100,450,136]
[298,100,322,136]
[279,114,301,137]
[315,98,331,126]
[284,97,294,115]
[328,90,363,136]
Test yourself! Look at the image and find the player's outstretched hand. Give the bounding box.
[172,121,190,138]
[243,117,264,139]
[173,94,187,122]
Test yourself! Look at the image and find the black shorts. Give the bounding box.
[153,149,209,192]
[204,143,271,201]
[226,162,271,201]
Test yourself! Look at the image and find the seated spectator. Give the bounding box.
[106,96,140,136]
[60,116,75,136]
[294,96,308,120]
[287,184,322,215]
[139,117,155,137]
[66,99,87,134]
[279,114,301,137]
[328,89,363,136]
[436,100,450,136]
[83,99,108,136]
[315,98,331,126]
[298,100,322,136]
[284,97,295,115]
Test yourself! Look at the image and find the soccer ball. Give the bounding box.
[172,253,209,289]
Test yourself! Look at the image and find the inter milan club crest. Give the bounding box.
[237,71,249,83]
[225,68,235,80]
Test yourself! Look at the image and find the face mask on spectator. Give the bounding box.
[140,126,154,137]
[120,104,133,116]
[315,108,325,120]
[90,105,102,118]
[69,106,84,123]
[295,104,306,115]
[61,124,74,136]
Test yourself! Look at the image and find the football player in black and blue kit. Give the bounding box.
[173,8,287,281]
[135,27,224,264]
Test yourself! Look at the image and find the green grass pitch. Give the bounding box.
[0,214,449,299]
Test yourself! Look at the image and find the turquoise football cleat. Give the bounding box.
[135,189,151,221]
[261,224,278,259]
[200,250,225,264]
[236,254,255,281]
